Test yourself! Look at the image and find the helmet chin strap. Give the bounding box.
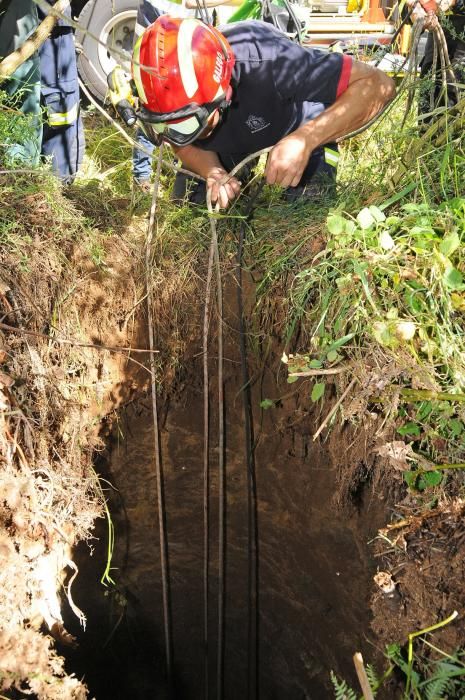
[217,85,233,114]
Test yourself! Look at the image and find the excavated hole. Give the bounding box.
[60,288,390,699]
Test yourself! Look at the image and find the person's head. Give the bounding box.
[132,16,235,147]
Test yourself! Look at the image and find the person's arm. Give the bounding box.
[265,61,396,188]
[173,143,241,208]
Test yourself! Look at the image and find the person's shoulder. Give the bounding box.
[220,20,290,59]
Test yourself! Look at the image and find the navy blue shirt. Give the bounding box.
[195,21,352,158]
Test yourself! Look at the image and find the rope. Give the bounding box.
[236,185,264,700]
[145,143,175,695]
[202,233,216,700]
[212,215,226,700]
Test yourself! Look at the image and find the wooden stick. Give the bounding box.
[353,652,375,700]
[313,377,356,441]
[288,366,349,377]
[0,1,71,84]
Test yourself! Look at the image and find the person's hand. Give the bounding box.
[206,166,241,209]
[264,132,312,188]
[407,0,439,27]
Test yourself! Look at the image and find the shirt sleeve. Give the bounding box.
[272,36,353,105]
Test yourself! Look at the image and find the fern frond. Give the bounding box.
[366,663,380,695]
[330,670,358,700]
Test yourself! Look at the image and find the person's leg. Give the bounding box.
[132,1,162,187]
[133,127,155,187]
[448,16,465,106]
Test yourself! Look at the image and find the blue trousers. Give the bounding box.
[39,20,85,183]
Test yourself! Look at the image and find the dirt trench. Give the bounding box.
[58,269,392,700]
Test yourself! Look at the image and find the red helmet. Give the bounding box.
[132,16,235,146]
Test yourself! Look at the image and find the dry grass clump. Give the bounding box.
[0,165,207,697]
[0,173,114,698]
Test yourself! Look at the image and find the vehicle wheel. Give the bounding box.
[76,0,138,103]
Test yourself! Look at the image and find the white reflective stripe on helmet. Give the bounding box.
[132,35,148,105]
[324,147,339,167]
[47,101,78,127]
[134,20,145,39]
[177,19,199,100]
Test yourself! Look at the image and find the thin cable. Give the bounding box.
[203,236,216,700]
[236,186,264,700]
[145,143,174,695]
[211,215,226,700]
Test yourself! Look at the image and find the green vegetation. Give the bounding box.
[0,89,39,167]
[331,613,465,699]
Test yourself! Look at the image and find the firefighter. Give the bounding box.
[38,2,85,184]
[131,17,395,208]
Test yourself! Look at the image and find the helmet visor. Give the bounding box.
[138,102,219,147]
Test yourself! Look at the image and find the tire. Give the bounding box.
[76,0,139,103]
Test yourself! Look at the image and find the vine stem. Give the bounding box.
[406,611,459,695]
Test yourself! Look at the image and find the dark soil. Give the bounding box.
[371,498,465,653]
[65,272,391,700]
[60,267,465,699]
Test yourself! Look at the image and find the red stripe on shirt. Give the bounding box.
[336,55,352,99]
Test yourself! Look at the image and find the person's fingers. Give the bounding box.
[265,154,278,184]
[209,181,219,204]
[225,181,239,200]
[218,186,229,209]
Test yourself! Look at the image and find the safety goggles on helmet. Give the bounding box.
[137,96,229,147]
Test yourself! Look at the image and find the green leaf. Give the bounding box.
[326,333,355,353]
[369,205,386,223]
[287,375,299,384]
[417,401,433,421]
[311,382,326,402]
[357,207,375,229]
[372,321,397,348]
[439,230,460,257]
[308,359,323,369]
[403,471,418,488]
[449,419,464,437]
[326,350,339,363]
[443,267,464,290]
[378,182,416,210]
[397,422,421,437]
[421,470,442,487]
[327,213,347,236]
[260,398,274,410]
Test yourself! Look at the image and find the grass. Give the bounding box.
[231,91,465,487]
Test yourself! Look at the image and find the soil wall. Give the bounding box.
[67,275,389,699]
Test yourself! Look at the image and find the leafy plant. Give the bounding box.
[330,670,358,700]
[332,614,465,699]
